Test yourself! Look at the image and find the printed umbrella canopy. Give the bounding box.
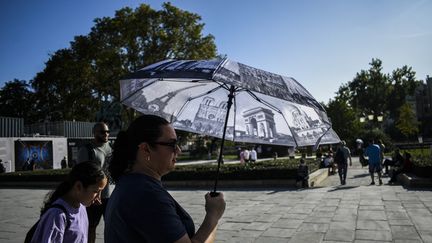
[120,58,340,193]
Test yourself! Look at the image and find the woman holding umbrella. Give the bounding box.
[105,115,226,243]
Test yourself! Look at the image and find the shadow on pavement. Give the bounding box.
[405,186,432,192]
[352,173,370,178]
[327,186,359,192]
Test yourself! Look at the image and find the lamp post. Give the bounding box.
[377,114,383,122]
[359,112,384,129]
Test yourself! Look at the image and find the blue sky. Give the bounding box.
[0,0,431,103]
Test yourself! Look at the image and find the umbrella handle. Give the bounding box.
[210,191,220,197]
[212,85,235,194]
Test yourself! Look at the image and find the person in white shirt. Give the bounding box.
[250,147,257,163]
[243,149,250,163]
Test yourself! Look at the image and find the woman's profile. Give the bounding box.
[105,114,226,243]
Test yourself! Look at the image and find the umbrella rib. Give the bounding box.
[245,90,283,113]
[244,90,299,147]
[158,78,214,83]
[120,79,158,103]
[175,85,225,119]
[313,125,333,151]
[210,58,229,81]
[211,79,230,91]
[121,78,214,104]
[232,93,237,142]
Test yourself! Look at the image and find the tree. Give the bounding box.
[31,46,97,122]
[343,59,390,119]
[0,79,35,120]
[332,58,421,141]
[30,2,217,123]
[396,103,419,139]
[87,2,217,123]
[324,98,361,147]
[387,66,420,120]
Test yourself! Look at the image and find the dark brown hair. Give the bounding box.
[108,115,169,183]
[41,161,105,215]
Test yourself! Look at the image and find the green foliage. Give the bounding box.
[0,159,319,182]
[331,58,421,142]
[396,103,420,138]
[324,98,361,147]
[0,79,35,121]
[31,48,97,121]
[387,66,420,120]
[344,59,390,115]
[359,128,391,148]
[167,158,318,180]
[412,155,432,168]
[19,3,217,123]
[0,168,70,181]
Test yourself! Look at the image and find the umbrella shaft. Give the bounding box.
[213,85,235,193]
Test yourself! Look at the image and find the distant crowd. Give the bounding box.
[296,138,413,188]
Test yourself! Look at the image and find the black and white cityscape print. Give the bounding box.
[120,58,340,147]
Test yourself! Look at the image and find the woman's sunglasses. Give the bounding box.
[152,140,180,152]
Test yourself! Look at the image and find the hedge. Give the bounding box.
[0,159,318,182]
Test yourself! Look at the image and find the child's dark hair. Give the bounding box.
[41,161,105,215]
[109,115,169,183]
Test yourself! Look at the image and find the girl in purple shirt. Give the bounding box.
[30,161,107,243]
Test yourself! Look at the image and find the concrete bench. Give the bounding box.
[398,173,432,188]
[308,168,329,187]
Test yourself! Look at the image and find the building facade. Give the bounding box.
[415,75,432,138]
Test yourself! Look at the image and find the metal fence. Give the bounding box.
[25,121,96,137]
[0,117,24,137]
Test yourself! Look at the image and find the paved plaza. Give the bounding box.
[1,159,432,243]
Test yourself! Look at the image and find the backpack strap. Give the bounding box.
[50,204,71,230]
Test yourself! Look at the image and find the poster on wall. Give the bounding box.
[14,140,53,171]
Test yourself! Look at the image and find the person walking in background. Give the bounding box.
[22,157,30,171]
[378,139,385,164]
[29,155,37,171]
[296,158,309,188]
[365,139,383,185]
[61,156,68,169]
[335,140,352,185]
[28,162,107,243]
[77,122,112,243]
[105,115,225,243]
[239,148,245,164]
[316,147,323,164]
[357,142,369,167]
[250,147,257,163]
[273,151,278,161]
[0,159,5,173]
[243,148,250,163]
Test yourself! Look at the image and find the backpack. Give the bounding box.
[24,204,70,243]
[334,148,346,164]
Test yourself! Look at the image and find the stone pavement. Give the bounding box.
[1,158,432,243]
